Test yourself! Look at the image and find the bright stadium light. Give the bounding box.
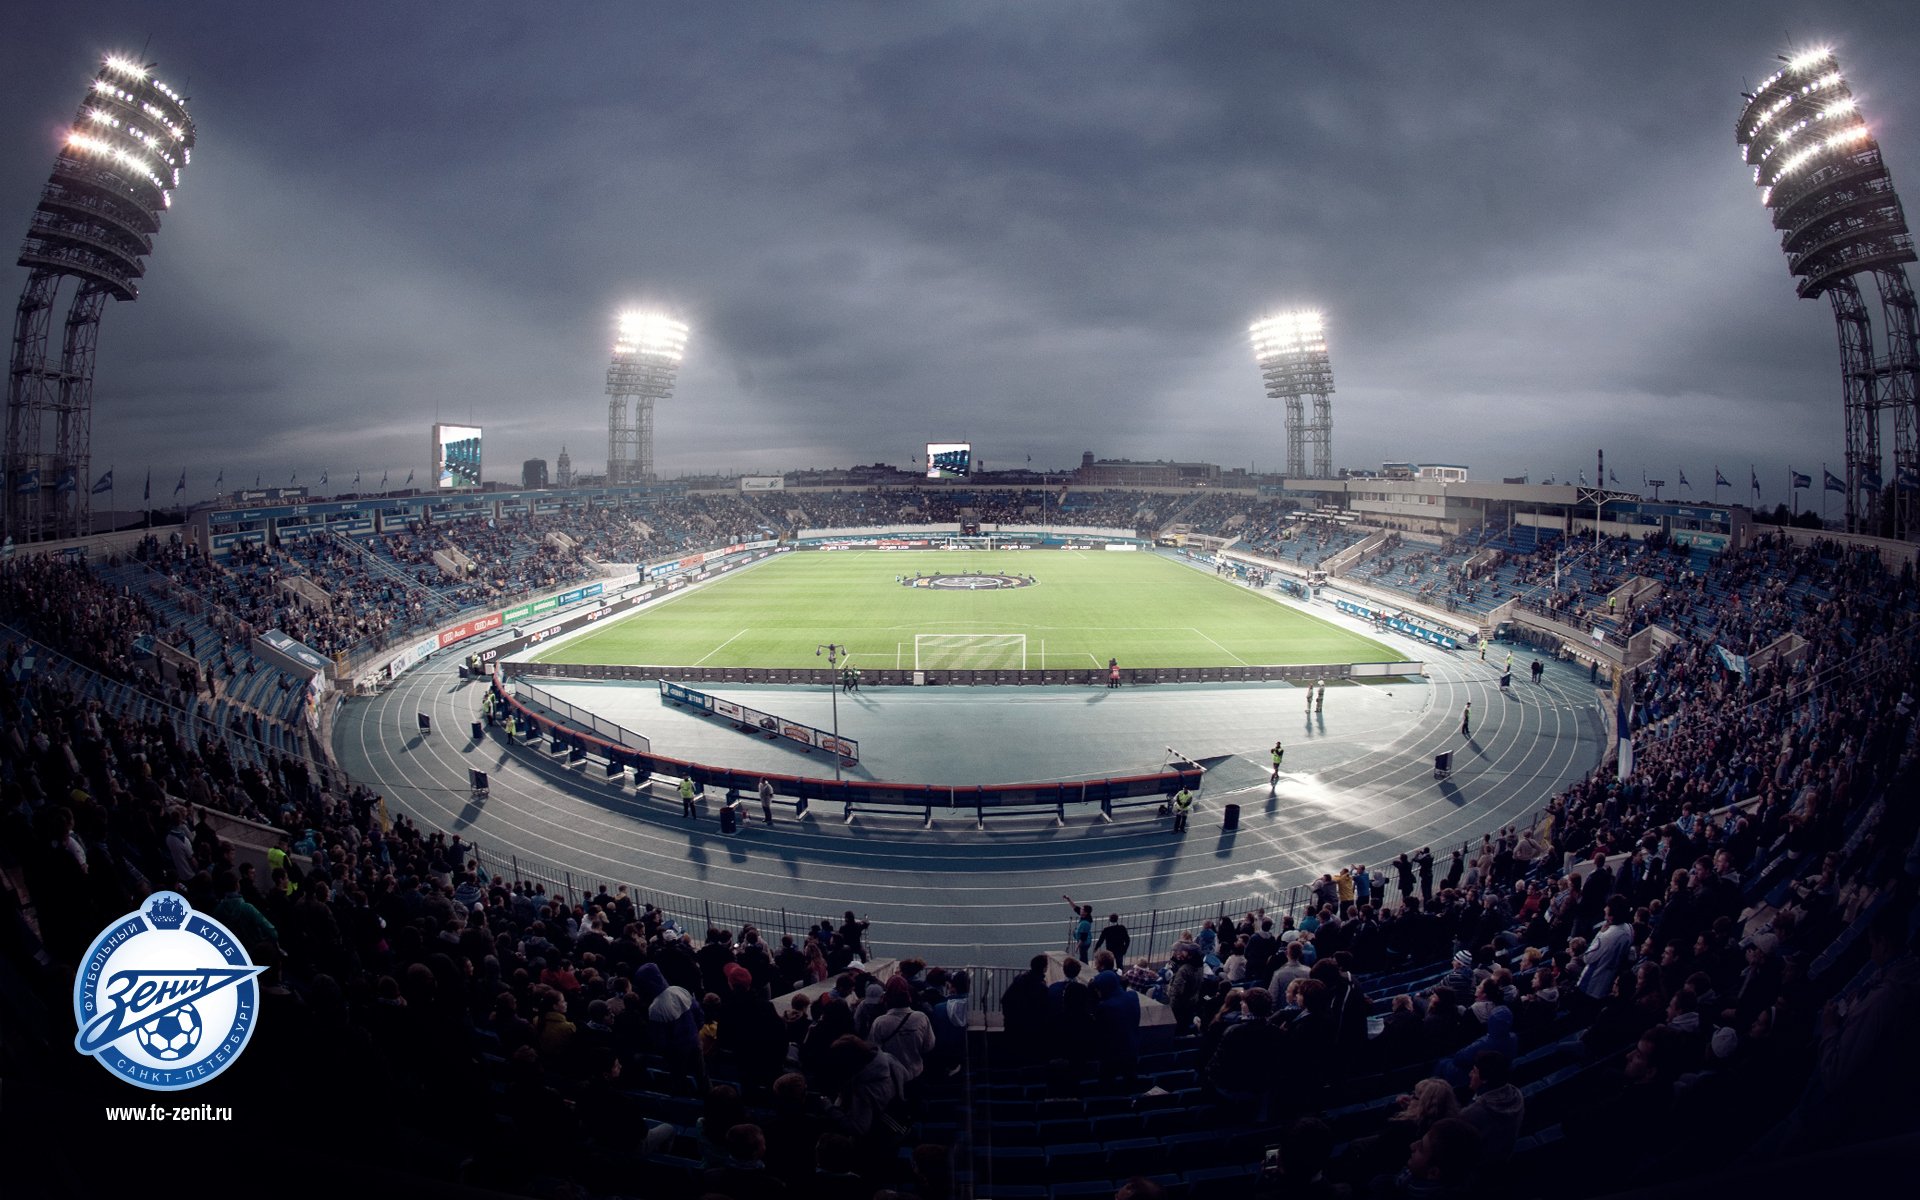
[1249,308,1335,479]
[7,52,195,544]
[1788,47,1832,73]
[1734,46,1919,539]
[607,309,688,484]
[615,311,689,361]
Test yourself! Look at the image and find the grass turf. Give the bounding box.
[531,550,1399,671]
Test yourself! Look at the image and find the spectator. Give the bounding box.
[1456,1051,1524,1163]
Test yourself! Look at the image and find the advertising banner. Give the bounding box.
[658,681,859,763]
[437,611,504,649]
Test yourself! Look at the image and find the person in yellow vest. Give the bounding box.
[1270,741,1285,786]
[679,774,698,818]
[265,833,292,885]
[1173,787,1194,834]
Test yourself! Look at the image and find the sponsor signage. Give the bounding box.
[437,611,504,649]
[740,475,785,491]
[658,680,860,763]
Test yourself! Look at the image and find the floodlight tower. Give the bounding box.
[605,311,688,485]
[5,55,195,541]
[1250,310,1335,479]
[1736,47,1919,537]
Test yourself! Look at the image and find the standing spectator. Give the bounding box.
[1414,846,1435,902]
[869,975,935,1086]
[1061,895,1093,961]
[1090,970,1142,1081]
[1577,898,1635,1009]
[1000,954,1051,1063]
[1094,913,1132,965]
[838,911,870,963]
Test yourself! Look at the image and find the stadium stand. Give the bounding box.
[1,513,1916,1198]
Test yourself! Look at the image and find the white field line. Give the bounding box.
[691,628,749,666]
[1189,626,1249,666]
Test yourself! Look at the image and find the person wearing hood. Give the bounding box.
[635,962,707,1090]
[719,962,787,1092]
[1090,970,1141,1081]
[829,1034,909,1139]
[1457,1050,1525,1162]
[1440,1005,1517,1088]
[654,925,704,997]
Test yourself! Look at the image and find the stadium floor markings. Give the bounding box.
[339,645,1602,957]
[1187,627,1249,665]
[691,628,751,666]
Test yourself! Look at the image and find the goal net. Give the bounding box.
[914,632,1028,671]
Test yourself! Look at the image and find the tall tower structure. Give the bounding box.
[1250,310,1335,479]
[555,444,572,487]
[1736,47,1918,537]
[5,55,195,541]
[605,311,687,485]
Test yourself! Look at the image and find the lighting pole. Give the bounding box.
[815,642,845,780]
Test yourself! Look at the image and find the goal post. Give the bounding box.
[914,632,1028,670]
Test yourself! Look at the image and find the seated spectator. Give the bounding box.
[1456,1051,1523,1163]
[702,1122,786,1200]
[1338,1076,1459,1186]
[1438,1005,1516,1089]
[1384,1117,1481,1200]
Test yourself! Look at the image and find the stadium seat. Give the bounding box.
[1045,1142,1106,1180]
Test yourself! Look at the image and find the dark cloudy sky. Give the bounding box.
[3,1,1917,502]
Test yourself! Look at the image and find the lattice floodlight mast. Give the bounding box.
[1736,48,1919,537]
[1250,310,1335,480]
[605,311,687,486]
[5,55,195,541]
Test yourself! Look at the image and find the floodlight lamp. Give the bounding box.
[104,55,147,80]
[1788,47,1832,74]
[1250,310,1328,362]
[614,311,689,361]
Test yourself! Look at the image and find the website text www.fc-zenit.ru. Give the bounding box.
[104,1104,233,1121]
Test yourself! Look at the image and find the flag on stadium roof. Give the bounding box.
[92,469,113,495]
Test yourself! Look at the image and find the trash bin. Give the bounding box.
[719,803,738,834]
[1434,752,1453,778]
[470,720,483,741]
[1222,803,1240,831]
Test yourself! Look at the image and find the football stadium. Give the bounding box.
[2,14,1918,1200]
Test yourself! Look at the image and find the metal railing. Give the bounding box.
[512,679,652,752]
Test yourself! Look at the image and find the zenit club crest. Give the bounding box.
[72,891,266,1091]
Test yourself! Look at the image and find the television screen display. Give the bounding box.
[926,442,971,480]
[433,424,482,489]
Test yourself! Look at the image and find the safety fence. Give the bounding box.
[483,676,1204,820]
[512,679,652,752]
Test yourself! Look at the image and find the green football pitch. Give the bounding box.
[531,550,1398,671]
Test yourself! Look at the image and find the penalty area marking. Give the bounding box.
[692,628,750,666]
[1188,627,1249,666]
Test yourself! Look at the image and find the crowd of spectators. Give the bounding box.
[788,487,1163,538]
[2,520,1918,1197]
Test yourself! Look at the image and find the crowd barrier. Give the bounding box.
[484,675,1204,821]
